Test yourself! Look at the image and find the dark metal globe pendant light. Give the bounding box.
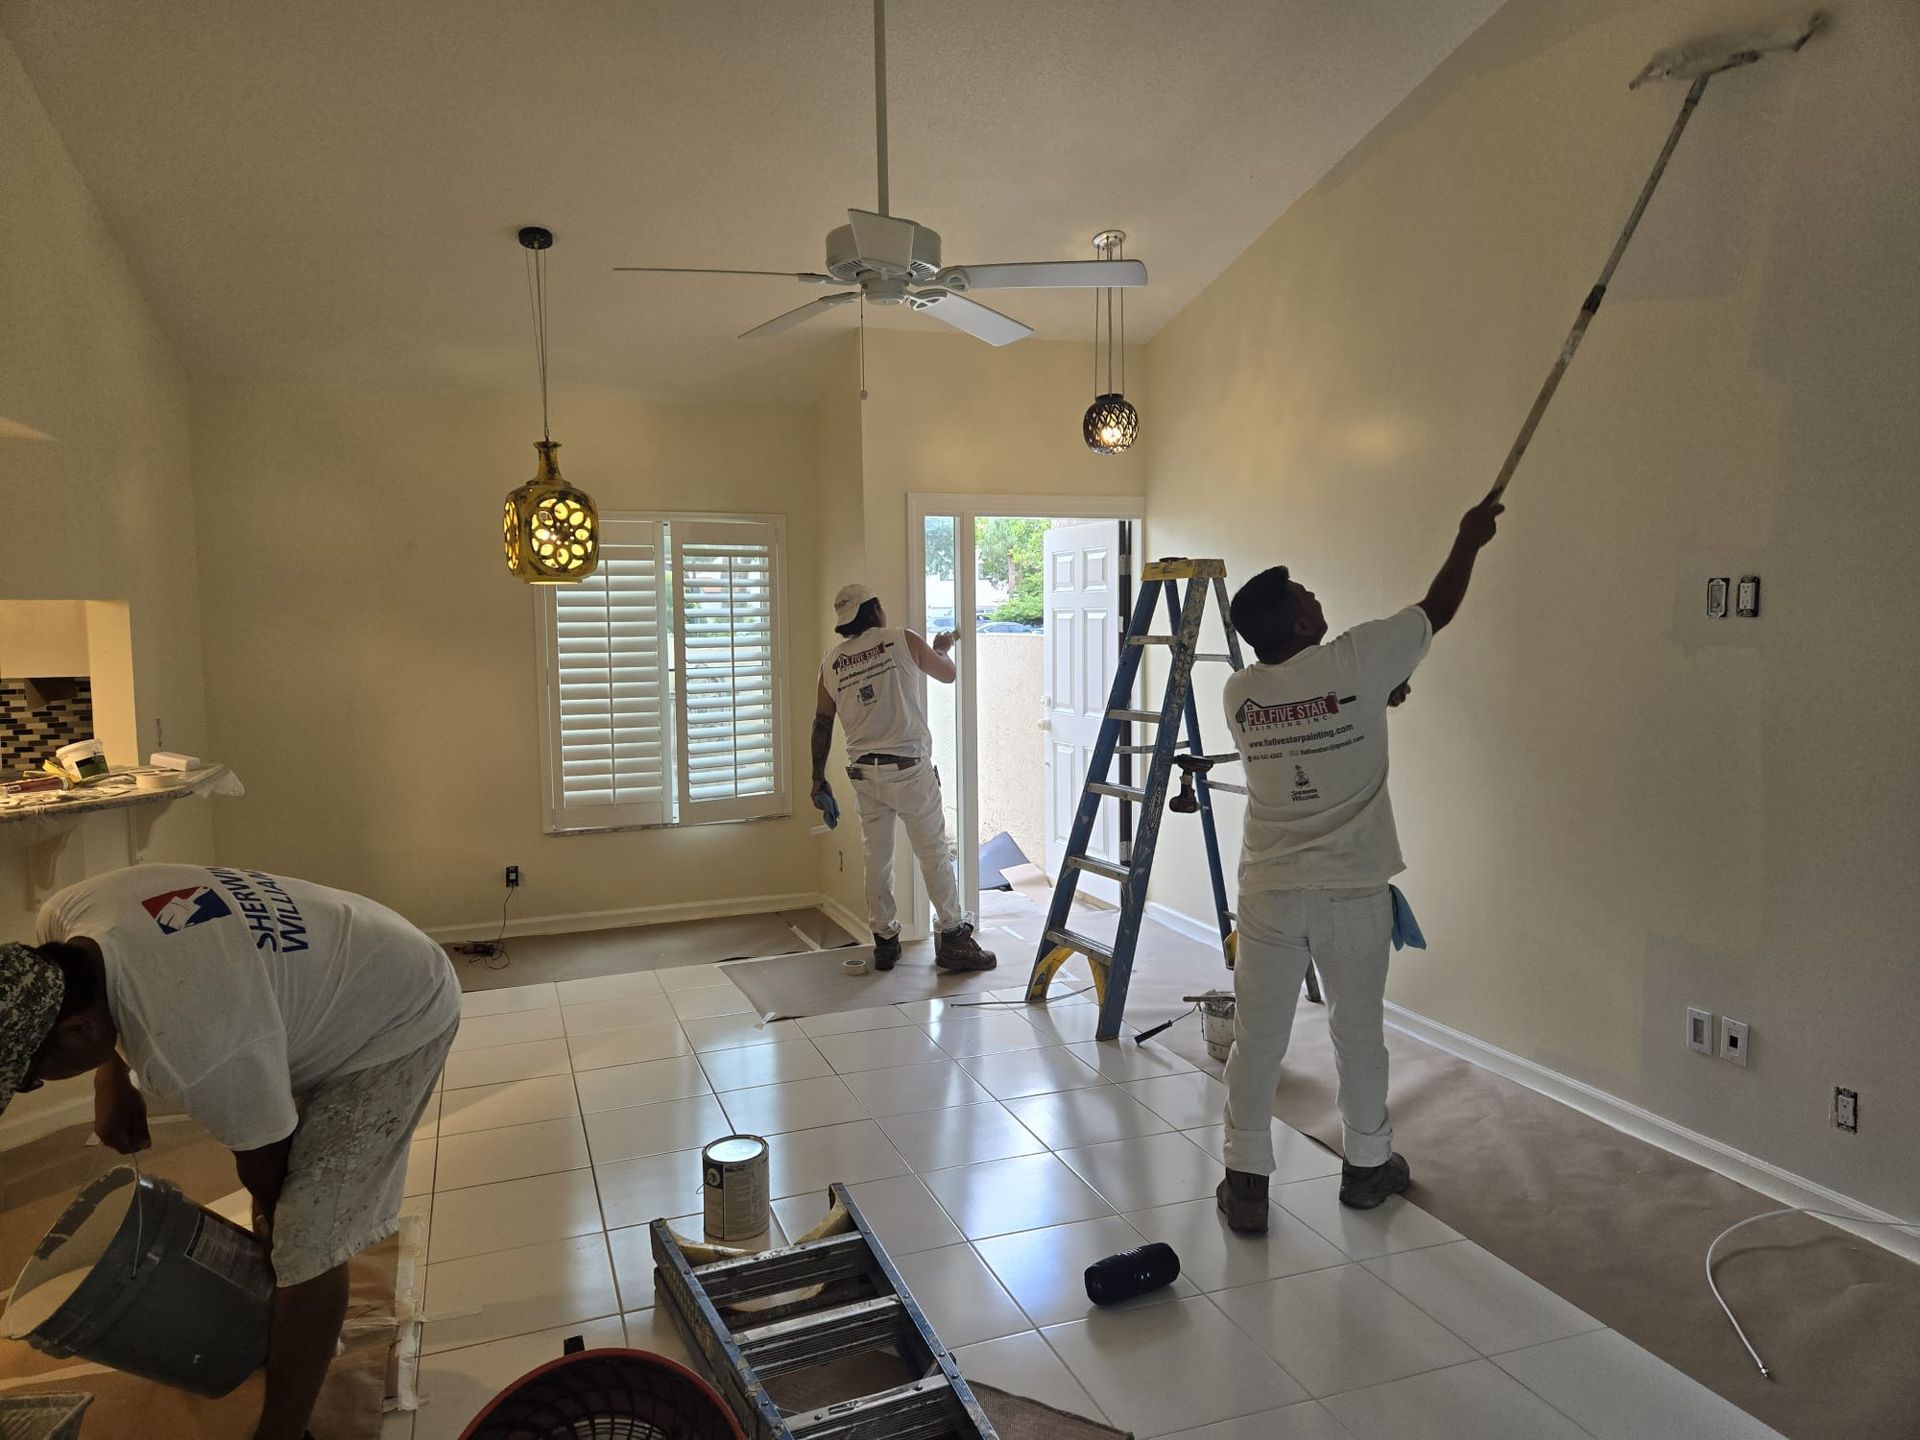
[504,226,600,584]
[1082,229,1138,455]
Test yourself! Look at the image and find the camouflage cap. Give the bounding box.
[0,942,64,1117]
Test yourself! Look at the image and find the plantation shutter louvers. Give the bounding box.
[672,519,788,824]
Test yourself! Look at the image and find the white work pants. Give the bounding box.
[849,762,967,938]
[1223,886,1395,1172]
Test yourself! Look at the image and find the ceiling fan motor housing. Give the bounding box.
[826,219,941,288]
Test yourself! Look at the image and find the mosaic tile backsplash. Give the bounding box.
[1,678,95,775]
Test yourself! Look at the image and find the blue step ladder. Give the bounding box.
[1027,558,1318,1042]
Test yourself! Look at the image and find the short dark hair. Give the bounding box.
[835,597,883,639]
[33,942,97,1021]
[1230,566,1302,658]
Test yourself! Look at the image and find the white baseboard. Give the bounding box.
[429,891,823,944]
[1147,903,1919,1263]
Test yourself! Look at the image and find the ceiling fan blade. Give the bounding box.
[848,209,918,276]
[907,289,1033,347]
[738,292,859,340]
[934,259,1149,292]
[615,266,838,283]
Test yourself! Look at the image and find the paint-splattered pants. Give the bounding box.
[272,1019,458,1286]
[1223,886,1395,1173]
[849,761,969,938]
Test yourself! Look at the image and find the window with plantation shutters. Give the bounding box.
[539,514,788,833]
[543,519,671,831]
[671,520,788,824]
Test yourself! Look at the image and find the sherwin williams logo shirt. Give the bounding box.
[141,886,232,934]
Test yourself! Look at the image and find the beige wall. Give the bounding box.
[812,341,869,923]
[0,32,213,1139]
[1144,0,1919,1211]
[189,381,825,932]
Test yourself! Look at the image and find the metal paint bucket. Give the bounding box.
[701,1135,770,1242]
[1196,990,1236,1062]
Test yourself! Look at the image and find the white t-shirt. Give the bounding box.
[37,864,460,1151]
[1222,607,1433,892]
[822,627,932,759]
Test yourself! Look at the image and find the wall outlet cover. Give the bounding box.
[1736,575,1761,617]
[1706,579,1729,619]
[1719,1016,1750,1066]
[1686,1007,1714,1055]
[1834,1087,1858,1132]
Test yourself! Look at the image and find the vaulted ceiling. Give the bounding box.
[3,0,1501,403]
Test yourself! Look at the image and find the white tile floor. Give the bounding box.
[389,965,1785,1440]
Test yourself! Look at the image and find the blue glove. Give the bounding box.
[1389,885,1426,951]
[812,787,840,830]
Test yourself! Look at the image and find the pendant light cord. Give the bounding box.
[525,246,552,443]
[1117,236,1126,394]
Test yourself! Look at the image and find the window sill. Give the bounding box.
[544,809,796,837]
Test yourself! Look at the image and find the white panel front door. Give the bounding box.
[1043,521,1121,903]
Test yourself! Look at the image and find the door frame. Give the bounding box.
[905,492,1146,934]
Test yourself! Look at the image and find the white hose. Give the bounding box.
[1707,1208,1920,1378]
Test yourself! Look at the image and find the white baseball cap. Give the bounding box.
[833,583,878,625]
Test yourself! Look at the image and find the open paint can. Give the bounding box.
[701,1135,770,1243]
[1195,990,1237,1062]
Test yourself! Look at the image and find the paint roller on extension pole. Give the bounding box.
[1481,14,1824,506]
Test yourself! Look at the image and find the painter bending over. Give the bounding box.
[0,863,460,1440]
[813,583,996,973]
[1215,497,1504,1233]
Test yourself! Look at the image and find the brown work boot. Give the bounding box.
[934,923,997,972]
[1216,1168,1269,1234]
[872,932,901,971]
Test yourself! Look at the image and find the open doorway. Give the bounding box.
[907,494,1143,944]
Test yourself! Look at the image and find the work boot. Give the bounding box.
[934,923,997,972]
[1216,1168,1269,1234]
[1339,1152,1411,1210]
[872,932,901,972]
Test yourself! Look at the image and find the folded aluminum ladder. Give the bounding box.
[1025,557,1317,1042]
[652,1182,996,1440]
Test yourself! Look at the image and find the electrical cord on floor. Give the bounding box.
[453,885,515,971]
[1707,1207,1920,1377]
[950,986,1094,1010]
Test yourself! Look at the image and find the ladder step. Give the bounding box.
[789,1374,962,1440]
[1207,782,1249,796]
[1195,652,1237,663]
[1108,708,1162,722]
[1126,635,1175,646]
[694,1230,873,1307]
[1045,926,1114,961]
[1114,742,1187,755]
[1068,854,1129,882]
[1089,782,1148,803]
[736,1295,908,1377]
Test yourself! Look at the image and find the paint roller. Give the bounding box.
[1481,14,1824,506]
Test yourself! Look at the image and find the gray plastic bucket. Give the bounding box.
[2,1167,274,1398]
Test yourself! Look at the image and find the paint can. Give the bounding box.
[1196,989,1236,1062]
[701,1135,770,1242]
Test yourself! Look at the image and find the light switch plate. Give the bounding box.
[1706,579,1729,619]
[1719,1016,1750,1066]
[1686,1007,1714,1055]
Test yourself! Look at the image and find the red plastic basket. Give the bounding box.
[456,1348,745,1440]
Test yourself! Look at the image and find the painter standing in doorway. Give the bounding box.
[1214,498,1503,1233]
[0,863,460,1440]
[814,584,996,972]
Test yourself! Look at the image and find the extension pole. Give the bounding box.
[1485,75,1709,502]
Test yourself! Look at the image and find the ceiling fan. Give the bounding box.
[614,0,1147,347]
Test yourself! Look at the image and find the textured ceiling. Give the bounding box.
[2,0,1501,403]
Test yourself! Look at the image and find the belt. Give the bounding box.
[852,753,920,768]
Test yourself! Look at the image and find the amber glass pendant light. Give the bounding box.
[504,226,599,583]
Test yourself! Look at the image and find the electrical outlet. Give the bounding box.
[1736,575,1761,617]
[1686,1007,1714,1055]
[505,865,521,888]
[1719,1016,1750,1066]
[1834,1087,1858,1133]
